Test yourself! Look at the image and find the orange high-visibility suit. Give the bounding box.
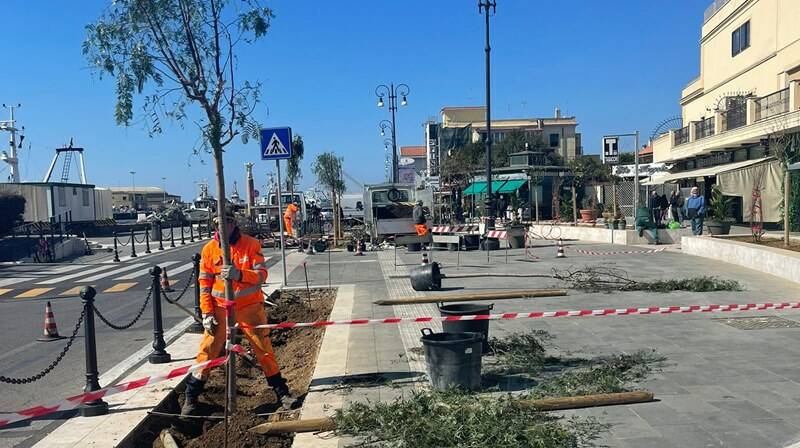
[415,224,429,236]
[283,203,299,238]
[196,233,279,378]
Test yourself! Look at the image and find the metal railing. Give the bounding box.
[722,103,747,131]
[695,117,715,140]
[755,88,790,121]
[704,0,731,23]
[674,126,690,146]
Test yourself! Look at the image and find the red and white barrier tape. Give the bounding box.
[0,348,241,429]
[244,302,800,330]
[573,248,667,256]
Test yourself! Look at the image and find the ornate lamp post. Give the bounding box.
[375,83,410,183]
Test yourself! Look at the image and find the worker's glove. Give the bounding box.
[220,265,242,282]
[202,314,218,334]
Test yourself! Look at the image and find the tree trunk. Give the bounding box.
[785,170,791,246]
[571,184,577,226]
[331,190,339,246]
[211,139,237,414]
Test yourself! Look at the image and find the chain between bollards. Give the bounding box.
[148,266,171,364]
[145,225,152,254]
[187,253,204,334]
[80,286,109,417]
[169,224,176,248]
[130,228,138,258]
[112,231,120,262]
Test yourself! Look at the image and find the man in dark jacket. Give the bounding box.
[413,200,427,236]
[649,191,662,228]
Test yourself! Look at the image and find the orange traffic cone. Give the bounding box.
[38,301,65,342]
[556,238,566,258]
[421,251,429,265]
[354,240,365,256]
[161,268,174,292]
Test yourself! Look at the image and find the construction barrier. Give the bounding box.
[244,302,800,330]
[573,248,667,256]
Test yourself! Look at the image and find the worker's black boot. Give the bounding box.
[267,373,296,409]
[181,375,204,416]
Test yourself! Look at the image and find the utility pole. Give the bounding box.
[162,177,167,205]
[479,0,496,231]
[130,170,137,210]
[1,104,22,183]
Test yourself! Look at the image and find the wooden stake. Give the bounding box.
[374,289,567,306]
[248,391,654,435]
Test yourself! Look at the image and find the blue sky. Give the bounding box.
[0,1,705,200]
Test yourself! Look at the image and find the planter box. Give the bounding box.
[682,236,800,284]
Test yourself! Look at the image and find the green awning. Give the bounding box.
[463,182,487,195]
[497,179,526,193]
[489,180,507,193]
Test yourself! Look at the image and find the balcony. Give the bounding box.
[673,126,690,146]
[755,88,790,122]
[695,117,715,140]
[654,81,800,164]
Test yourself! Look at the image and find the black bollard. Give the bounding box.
[180,224,185,245]
[207,217,212,238]
[187,254,204,334]
[189,224,195,243]
[80,286,109,417]
[145,225,152,254]
[157,222,164,251]
[112,232,120,262]
[130,228,137,258]
[169,224,176,248]
[148,266,171,364]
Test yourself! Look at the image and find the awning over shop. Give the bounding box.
[496,179,526,193]
[641,158,772,185]
[463,182,486,195]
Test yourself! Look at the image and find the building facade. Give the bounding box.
[439,106,582,161]
[651,0,800,222]
[110,187,181,211]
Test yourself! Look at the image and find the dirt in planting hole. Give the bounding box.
[726,235,800,253]
[141,288,336,448]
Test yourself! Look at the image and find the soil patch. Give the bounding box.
[726,236,800,253]
[127,287,336,448]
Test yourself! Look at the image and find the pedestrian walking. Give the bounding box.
[686,186,706,235]
[649,191,662,228]
[670,190,685,225]
[182,210,292,415]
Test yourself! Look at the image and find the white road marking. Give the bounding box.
[37,265,118,285]
[78,263,148,282]
[115,261,180,280]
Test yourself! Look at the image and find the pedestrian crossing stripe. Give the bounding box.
[15,287,54,299]
[59,286,84,297]
[263,133,289,156]
[103,282,137,293]
[0,288,12,297]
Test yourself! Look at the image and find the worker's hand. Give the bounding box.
[220,265,242,282]
[202,313,218,334]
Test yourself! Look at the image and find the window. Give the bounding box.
[82,189,90,206]
[732,21,750,57]
[58,187,66,207]
[549,133,560,148]
[72,187,77,195]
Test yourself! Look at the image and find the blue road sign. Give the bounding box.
[260,127,293,160]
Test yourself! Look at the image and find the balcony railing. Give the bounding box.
[722,103,747,131]
[674,126,690,146]
[755,88,790,121]
[704,0,731,23]
[695,117,715,140]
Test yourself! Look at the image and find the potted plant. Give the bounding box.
[706,185,734,235]
[578,196,596,222]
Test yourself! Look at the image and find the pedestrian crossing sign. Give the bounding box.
[260,127,293,160]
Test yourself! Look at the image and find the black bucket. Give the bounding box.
[420,328,483,391]
[481,237,500,251]
[410,262,441,291]
[438,303,493,353]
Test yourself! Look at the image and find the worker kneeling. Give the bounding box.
[182,211,292,415]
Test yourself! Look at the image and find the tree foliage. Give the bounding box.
[312,152,345,195]
[286,134,305,192]
[83,0,273,153]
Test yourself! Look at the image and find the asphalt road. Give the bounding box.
[0,237,281,447]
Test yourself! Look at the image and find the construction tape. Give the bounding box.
[0,346,245,429]
[241,302,800,330]
[572,248,667,256]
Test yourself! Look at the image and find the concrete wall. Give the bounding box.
[682,235,800,284]
[528,223,692,245]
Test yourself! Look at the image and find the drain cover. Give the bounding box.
[714,315,800,330]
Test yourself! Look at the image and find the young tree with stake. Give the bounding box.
[84,0,275,414]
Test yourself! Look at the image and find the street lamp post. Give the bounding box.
[382,138,393,182]
[162,177,167,205]
[479,0,497,231]
[375,83,410,184]
[130,170,136,211]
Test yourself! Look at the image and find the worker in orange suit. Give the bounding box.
[413,200,428,236]
[283,201,299,238]
[182,210,292,415]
